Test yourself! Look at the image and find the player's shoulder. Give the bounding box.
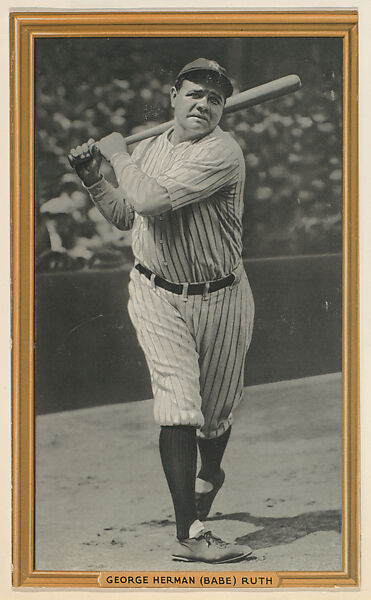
[195,127,244,162]
[131,131,166,162]
[131,135,156,155]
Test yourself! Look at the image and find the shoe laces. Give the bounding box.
[201,531,229,548]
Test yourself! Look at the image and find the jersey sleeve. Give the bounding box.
[156,138,241,210]
[86,139,150,229]
[86,176,135,231]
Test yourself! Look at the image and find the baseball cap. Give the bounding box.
[175,58,233,98]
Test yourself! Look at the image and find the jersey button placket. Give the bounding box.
[158,218,168,269]
[159,145,174,271]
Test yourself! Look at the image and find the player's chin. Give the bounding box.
[186,117,211,134]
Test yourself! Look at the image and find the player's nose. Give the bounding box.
[196,98,209,113]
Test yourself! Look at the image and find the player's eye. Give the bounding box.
[210,96,222,105]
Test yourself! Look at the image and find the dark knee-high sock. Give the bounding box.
[197,426,232,484]
[159,425,197,540]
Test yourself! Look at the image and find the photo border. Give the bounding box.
[10,10,359,589]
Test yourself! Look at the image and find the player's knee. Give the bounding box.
[154,401,204,429]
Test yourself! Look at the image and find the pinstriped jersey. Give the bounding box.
[92,126,246,284]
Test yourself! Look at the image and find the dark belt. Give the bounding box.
[135,263,235,296]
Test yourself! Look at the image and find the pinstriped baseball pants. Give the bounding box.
[128,263,254,439]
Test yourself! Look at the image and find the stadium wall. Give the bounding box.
[35,254,342,414]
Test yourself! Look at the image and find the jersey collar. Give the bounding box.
[165,125,222,147]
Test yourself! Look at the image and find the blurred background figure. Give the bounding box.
[36,173,132,271]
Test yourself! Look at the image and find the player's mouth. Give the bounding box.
[188,114,208,123]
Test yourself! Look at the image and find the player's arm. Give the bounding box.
[68,139,135,230]
[97,133,171,217]
[156,138,241,211]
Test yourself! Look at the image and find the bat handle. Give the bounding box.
[124,121,174,146]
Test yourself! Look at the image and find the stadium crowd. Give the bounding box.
[36,37,342,272]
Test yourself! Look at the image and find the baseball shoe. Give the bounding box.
[195,468,225,520]
[172,530,253,564]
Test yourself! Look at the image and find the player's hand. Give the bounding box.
[96,132,128,162]
[68,138,102,187]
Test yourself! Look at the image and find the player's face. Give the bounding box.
[170,78,226,143]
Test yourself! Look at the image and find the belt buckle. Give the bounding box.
[182,282,189,302]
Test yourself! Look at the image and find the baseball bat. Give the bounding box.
[124,74,301,146]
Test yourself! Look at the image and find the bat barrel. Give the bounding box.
[224,74,302,114]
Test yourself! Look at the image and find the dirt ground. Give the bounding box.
[35,373,342,573]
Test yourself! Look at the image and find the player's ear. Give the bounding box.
[170,86,177,108]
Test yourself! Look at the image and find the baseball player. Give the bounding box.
[68,58,255,564]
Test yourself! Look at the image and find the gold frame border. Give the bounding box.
[10,11,359,589]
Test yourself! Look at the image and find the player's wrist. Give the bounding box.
[83,173,103,188]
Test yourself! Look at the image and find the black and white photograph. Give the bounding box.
[33,33,344,575]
